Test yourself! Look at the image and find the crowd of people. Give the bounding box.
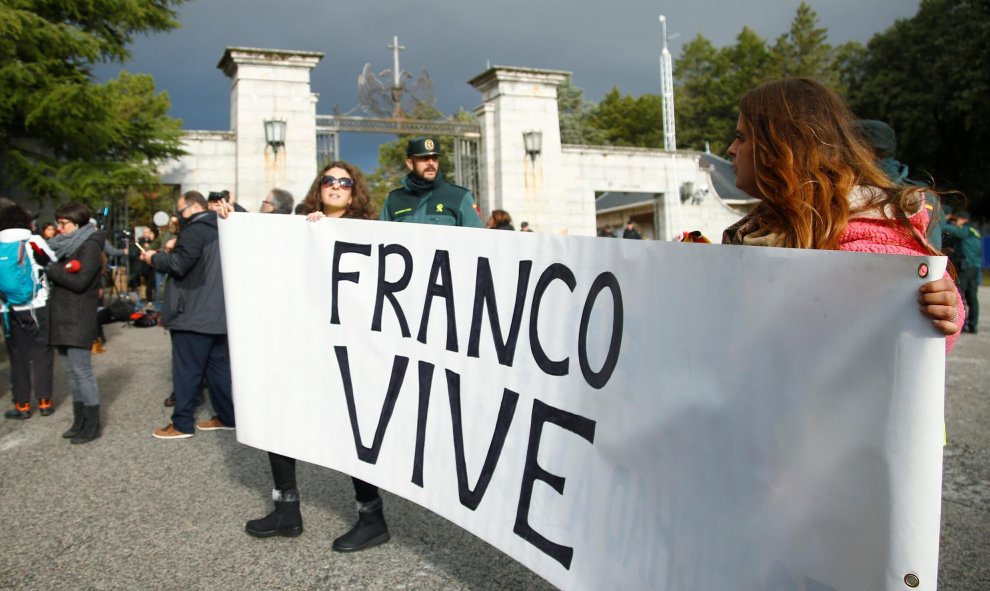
[0,79,977,559]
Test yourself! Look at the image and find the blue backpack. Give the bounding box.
[0,240,38,306]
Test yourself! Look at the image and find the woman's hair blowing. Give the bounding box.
[739,78,933,252]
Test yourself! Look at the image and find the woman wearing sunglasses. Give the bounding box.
[244,161,387,552]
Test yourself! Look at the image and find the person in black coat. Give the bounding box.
[46,203,105,444]
[142,190,234,438]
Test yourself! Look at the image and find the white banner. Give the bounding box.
[219,214,945,591]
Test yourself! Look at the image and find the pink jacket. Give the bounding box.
[839,208,963,352]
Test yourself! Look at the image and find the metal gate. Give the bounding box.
[315,115,481,198]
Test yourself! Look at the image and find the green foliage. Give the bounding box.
[558,78,606,145]
[769,2,834,83]
[673,3,862,154]
[674,30,762,154]
[0,0,187,207]
[585,87,663,148]
[846,0,990,214]
[561,4,854,155]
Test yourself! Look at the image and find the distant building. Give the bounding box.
[158,47,753,240]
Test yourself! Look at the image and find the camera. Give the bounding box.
[207,190,230,202]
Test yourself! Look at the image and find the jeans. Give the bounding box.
[170,330,234,433]
[58,346,99,406]
[154,272,166,311]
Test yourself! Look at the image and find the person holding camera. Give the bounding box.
[143,191,235,439]
[207,190,246,213]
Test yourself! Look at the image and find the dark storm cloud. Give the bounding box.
[95,0,919,166]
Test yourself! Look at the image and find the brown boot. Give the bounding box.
[91,340,106,355]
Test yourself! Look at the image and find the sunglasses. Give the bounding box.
[320,175,354,189]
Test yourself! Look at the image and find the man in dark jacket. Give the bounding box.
[944,211,983,333]
[855,119,946,249]
[142,191,234,438]
[379,137,483,227]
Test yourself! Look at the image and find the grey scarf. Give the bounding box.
[48,223,97,260]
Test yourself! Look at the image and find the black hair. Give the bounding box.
[0,204,34,231]
[54,203,92,227]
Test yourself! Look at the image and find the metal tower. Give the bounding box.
[659,15,676,151]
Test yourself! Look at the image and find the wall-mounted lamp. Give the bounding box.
[264,118,287,154]
[522,130,542,162]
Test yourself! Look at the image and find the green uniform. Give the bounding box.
[943,222,983,332]
[943,223,983,270]
[380,172,483,228]
[877,157,945,249]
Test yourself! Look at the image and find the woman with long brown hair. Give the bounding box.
[244,161,390,552]
[724,78,962,346]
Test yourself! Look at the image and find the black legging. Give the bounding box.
[267,452,380,503]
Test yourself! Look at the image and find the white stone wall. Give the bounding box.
[470,67,570,233]
[220,48,323,212]
[157,55,743,240]
[472,66,744,240]
[560,145,745,241]
[158,131,236,196]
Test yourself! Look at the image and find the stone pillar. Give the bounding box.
[218,47,323,212]
[470,67,576,234]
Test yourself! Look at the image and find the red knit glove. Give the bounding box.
[64,260,81,273]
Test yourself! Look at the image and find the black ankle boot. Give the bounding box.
[332,497,390,552]
[71,405,101,444]
[62,402,85,438]
[245,489,303,538]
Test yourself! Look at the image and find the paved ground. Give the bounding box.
[0,289,987,590]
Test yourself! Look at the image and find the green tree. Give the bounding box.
[585,87,663,148]
[558,78,606,145]
[0,0,187,208]
[847,0,990,214]
[769,2,835,82]
[673,4,861,155]
[674,28,772,154]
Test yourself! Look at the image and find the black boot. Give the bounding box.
[332,497,390,552]
[62,402,85,438]
[245,489,303,538]
[71,405,101,444]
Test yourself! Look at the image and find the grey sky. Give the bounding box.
[97,0,920,171]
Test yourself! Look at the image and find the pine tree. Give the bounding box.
[0,0,187,207]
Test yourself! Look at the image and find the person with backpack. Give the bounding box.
[45,203,106,444]
[0,204,56,420]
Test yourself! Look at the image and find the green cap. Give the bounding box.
[407,137,441,157]
[854,120,897,154]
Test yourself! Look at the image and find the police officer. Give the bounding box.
[943,211,983,333]
[380,137,483,227]
[855,119,946,249]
